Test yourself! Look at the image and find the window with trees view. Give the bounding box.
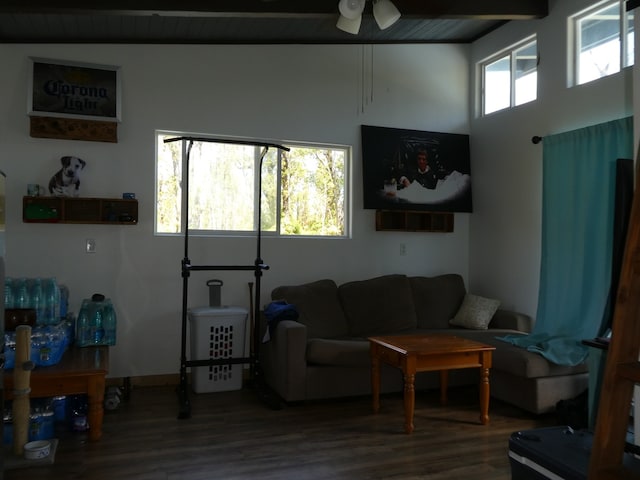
[572,0,634,86]
[155,132,349,237]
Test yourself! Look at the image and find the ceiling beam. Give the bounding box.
[0,0,548,20]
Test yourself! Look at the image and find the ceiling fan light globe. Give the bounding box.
[336,14,362,35]
[338,0,366,20]
[373,0,401,30]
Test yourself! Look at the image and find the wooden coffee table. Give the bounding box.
[368,334,495,434]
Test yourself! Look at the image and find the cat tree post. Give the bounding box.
[13,325,32,456]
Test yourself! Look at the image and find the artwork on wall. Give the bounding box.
[28,57,121,122]
[27,57,121,142]
[361,125,472,212]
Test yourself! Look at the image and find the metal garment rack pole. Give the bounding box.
[164,136,289,419]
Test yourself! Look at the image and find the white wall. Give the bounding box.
[0,43,471,378]
[469,0,634,320]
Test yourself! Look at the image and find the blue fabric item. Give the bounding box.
[262,301,299,342]
[264,301,299,322]
[500,117,633,366]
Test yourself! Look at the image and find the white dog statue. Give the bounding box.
[48,156,86,197]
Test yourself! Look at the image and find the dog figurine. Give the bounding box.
[48,156,86,196]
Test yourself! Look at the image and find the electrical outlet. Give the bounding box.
[400,243,407,256]
[86,238,96,253]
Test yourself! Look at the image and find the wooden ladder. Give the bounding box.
[589,158,640,479]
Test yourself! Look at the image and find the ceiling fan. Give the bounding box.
[337,0,401,35]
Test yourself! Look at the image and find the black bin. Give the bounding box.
[509,426,640,480]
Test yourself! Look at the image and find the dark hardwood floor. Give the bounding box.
[5,383,557,479]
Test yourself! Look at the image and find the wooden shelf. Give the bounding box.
[23,196,138,225]
[375,210,453,232]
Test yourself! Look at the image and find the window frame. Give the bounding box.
[154,131,352,239]
[480,35,538,116]
[570,0,634,86]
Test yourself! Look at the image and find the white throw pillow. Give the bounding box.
[450,293,500,330]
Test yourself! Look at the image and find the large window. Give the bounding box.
[572,0,634,86]
[156,132,349,237]
[481,37,538,116]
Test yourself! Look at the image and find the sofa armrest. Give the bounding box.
[259,319,308,402]
[489,309,533,333]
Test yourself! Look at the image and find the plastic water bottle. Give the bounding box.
[59,285,69,319]
[90,294,105,345]
[43,278,60,325]
[15,278,30,309]
[64,312,76,345]
[30,278,44,325]
[70,395,89,432]
[4,278,14,309]
[102,300,117,346]
[76,300,90,347]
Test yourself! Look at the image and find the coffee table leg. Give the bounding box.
[439,370,449,405]
[371,350,381,413]
[479,366,490,425]
[404,373,415,434]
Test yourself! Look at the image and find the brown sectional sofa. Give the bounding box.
[260,273,588,414]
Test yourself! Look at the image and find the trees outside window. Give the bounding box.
[156,133,349,238]
[572,0,634,86]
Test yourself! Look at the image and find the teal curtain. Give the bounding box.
[500,116,633,366]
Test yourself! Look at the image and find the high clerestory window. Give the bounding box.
[155,132,350,238]
[480,36,538,116]
[571,0,634,86]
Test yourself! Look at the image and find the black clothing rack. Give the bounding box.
[164,136,289,419]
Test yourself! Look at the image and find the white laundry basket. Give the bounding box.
[188,306,248,393]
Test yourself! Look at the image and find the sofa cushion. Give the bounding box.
[338,274,417,336]
[271,279,349,339]
[306,338,370,367]
[409,274,466,329]
[449,293,500,330]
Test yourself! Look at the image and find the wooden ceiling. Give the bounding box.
[0,0,549,44]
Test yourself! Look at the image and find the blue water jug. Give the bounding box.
[76,293,116,346]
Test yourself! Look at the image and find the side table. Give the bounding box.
[4,346,109,441]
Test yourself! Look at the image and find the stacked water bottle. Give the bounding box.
[4,277,67,325]
[4,277,72,368]
[75,293,117,347]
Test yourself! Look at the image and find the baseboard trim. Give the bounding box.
[106,368,251,389]
[106,374,184,388]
